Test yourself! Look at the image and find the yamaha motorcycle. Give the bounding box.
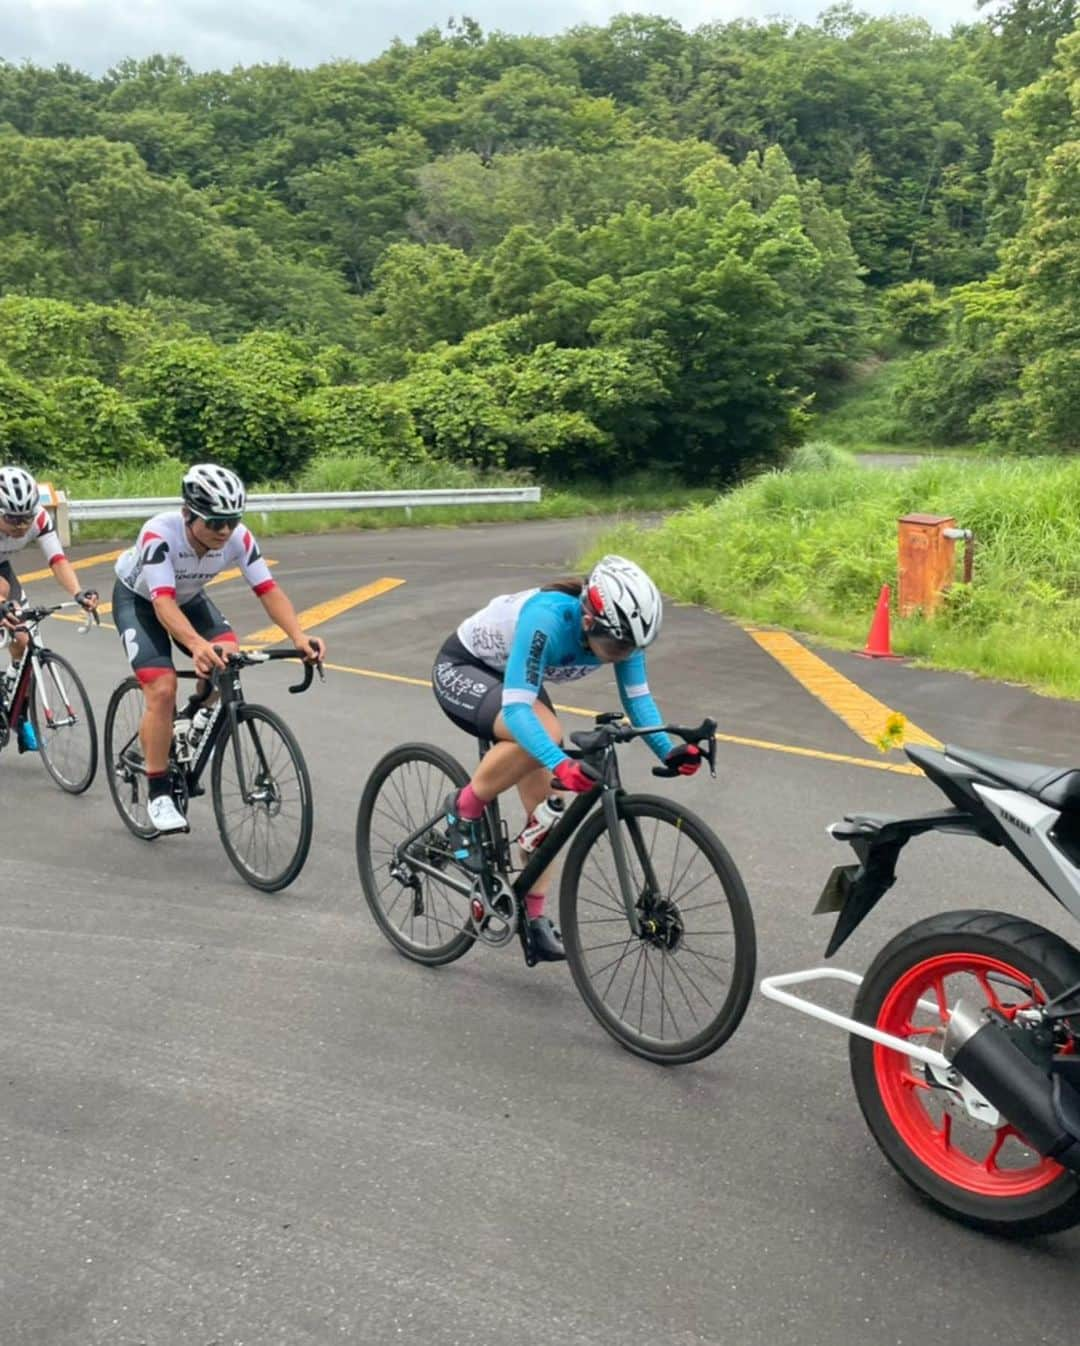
[762,742,1080,1236]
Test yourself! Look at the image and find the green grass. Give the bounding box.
[585,452,1080,700]
[812,355,975,456]
[59,456,715,543]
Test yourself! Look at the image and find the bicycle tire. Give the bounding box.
[356,742,475,966]
[30,650,97,794]
[103,676,159,840]
[211,702,313,892]
[560,793,756,1064]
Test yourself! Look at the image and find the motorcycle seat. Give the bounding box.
[945,744,1080,811]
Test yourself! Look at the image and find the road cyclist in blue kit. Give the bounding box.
[431,555,702,962]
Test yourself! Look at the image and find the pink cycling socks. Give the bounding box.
[525,893,546,920]
[457,783,487,820]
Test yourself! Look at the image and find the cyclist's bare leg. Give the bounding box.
[140,672,177,773]
[470,702,563,799]
[471,704,568,913]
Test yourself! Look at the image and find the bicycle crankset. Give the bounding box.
[469,874,518,947]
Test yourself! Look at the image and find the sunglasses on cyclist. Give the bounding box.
[194,513,242,532]
[1,512,34,526]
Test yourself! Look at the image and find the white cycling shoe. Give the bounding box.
[148,794,190,835]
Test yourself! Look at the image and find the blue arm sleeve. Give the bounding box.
[616,653,674,762]
[502,598,567,772]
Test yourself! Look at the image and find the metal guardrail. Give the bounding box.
[44,486,542,544]
[66,487,541,521]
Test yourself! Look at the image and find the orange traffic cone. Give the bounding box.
[858,584,902,660]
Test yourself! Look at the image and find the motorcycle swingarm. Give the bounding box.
[817,808,981,957]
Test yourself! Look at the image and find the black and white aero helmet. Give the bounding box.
[585,555,663,649]
[182,463,246,519]
[0,465,39,518]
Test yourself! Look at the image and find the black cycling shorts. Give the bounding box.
[432,632,553,741]
[112,580,235,683]
[0,559,25,604]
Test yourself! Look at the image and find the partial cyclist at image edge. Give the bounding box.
[112,462,324,835]
[0,465,100,752]
[432,554,701,963]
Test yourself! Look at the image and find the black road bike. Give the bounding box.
[357,713,757,1064]
[763,741,1080,1237]
[0,599,98,793]
[104,649,320,891]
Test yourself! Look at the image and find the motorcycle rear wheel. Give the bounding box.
[850,909,1080,1237]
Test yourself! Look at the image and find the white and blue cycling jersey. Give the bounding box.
[457,588,673,770]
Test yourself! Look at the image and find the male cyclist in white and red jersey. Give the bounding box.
[0,465,100,751]
[113,463,324,834]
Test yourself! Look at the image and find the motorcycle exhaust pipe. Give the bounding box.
[943,1000,1080,1173]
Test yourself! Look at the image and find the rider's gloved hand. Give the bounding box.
[664,744,702,777]
[552,758,600,794]
[75,589,99,611]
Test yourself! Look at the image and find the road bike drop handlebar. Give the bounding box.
[0,598,99,643]
[565,712,719,780]
[180,645,327,706]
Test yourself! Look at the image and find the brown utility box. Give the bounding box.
[897,513,956,617]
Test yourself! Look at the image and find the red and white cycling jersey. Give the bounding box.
[0,509,66,567]
[115,511,275,604]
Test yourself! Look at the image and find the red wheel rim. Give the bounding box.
[874,952,1064,1197]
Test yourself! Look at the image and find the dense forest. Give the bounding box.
[0,1,1077,486]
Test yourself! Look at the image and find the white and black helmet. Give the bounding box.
[0,465,39,518]
[182,463,246,519]
[585,555,663,649]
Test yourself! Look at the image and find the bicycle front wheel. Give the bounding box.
[103,677,159,839]
[560,794,756,1065]
[356,742,474,966]
[30,650,97,793]
[211,704,313,892]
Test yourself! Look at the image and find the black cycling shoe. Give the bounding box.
[442,790,487,874]
[528,916,567,963]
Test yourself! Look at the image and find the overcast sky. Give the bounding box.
[3,0,985,75]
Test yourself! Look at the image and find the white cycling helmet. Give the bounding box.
[0,466,39,518]
[585,555,663,649]
[182,463,246,519]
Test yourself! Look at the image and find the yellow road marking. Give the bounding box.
[18,548,126,584]
[748,629,941,751]
[320,661,923,776]
[244,577,405,644]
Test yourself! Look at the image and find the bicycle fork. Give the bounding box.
[601,789,646,939]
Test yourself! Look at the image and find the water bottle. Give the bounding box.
[172,717,193,764]
[188,705,213,750]
[516,795,566,855]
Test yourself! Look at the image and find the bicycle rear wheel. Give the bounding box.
[560,794,756,1064]
[103,677,159,839]
[356,743,474,966]
[30,650,97,793]
[211,703,313,892]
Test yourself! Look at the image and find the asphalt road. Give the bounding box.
[2,519,1077,1346]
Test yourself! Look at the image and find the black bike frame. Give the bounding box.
[174,664,252,796]
[392,717,716,939]
[173,651,315,799]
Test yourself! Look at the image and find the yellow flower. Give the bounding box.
[876,712,908,753]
